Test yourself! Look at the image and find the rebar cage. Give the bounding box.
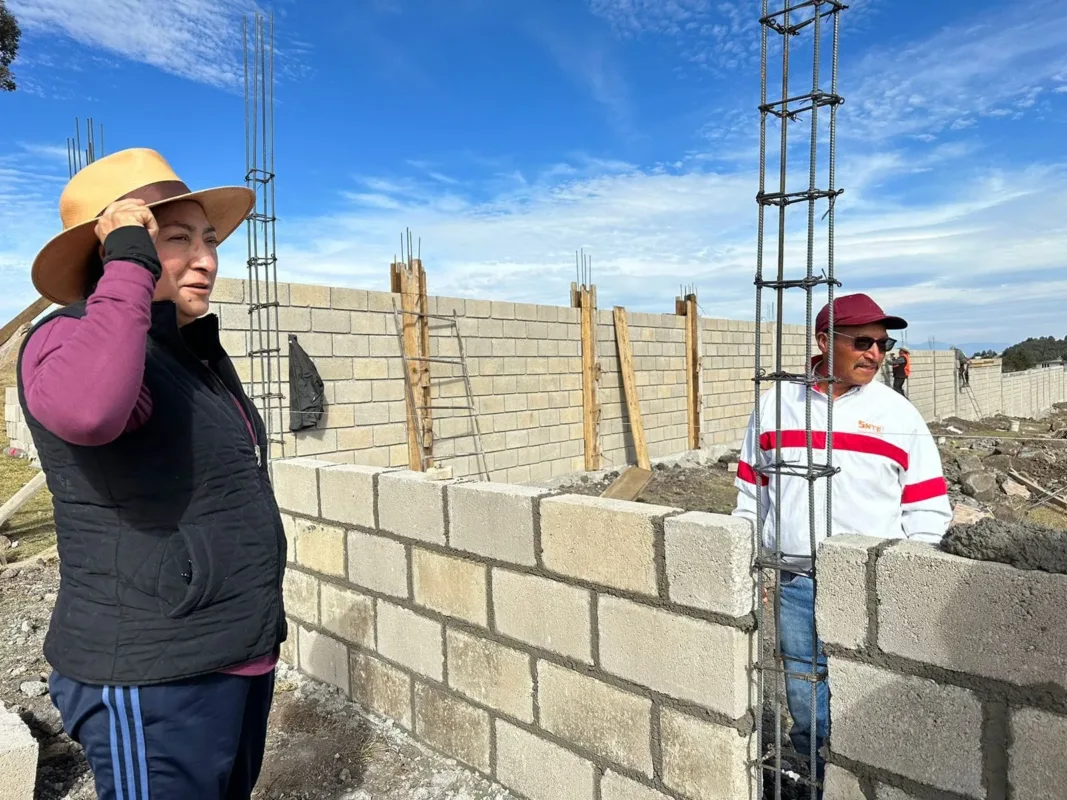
[244,11,285,458]
[752,2,847,798]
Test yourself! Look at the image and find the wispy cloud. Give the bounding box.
[8,0,308,90]
[846,0,1067,141]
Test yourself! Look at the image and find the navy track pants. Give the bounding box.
[48,668,275,800]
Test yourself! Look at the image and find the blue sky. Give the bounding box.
[2,0,1066,353]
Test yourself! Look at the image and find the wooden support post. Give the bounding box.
[613,306,650,471]
[573,281,600,470]
[392,259,433,471]
[676,292,701,450]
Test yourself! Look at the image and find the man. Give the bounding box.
[17,148,285,799]
[889,346,910,395]
[955,347,971,389]
[732,293,952,787]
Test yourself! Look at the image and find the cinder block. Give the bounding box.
[298,625,350,694]
[541,495,679,595]
[282,568,319,625]
[376,602,444,680]
[447,629,533,722]
[538,660,652,775]
[412,549,487,626]
[331,286,369,311]
[378,470,449,545]
[290,281,331,307]
[347,530,408,598]
[877,543,1067,691]
[600,771,671,800]
[598,596,752,718]
[319,582,375,648]
[829,658,983,797]
[350,651,412,729]
[272,457,333,516]
[447,481,547,566]
[823,765,865,800]
[495,720,596,800]
[319,464,385,529]
[414,682,491,773]
[0,701,38,800]
[291,517,345,577]
[1010,707,1067,800]
[815,535,882,650]
[664,511,755,618]
[492,568,593,663]
[660,709,753,800]
[311,307,351,333]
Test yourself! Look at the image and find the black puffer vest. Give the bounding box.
[16,301,287,685]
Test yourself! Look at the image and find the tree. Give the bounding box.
[0,0,20,92]
[973,349,998,359]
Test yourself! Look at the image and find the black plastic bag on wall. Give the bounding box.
[288,334,325,431]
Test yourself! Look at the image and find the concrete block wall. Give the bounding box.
[273,457,758,800]
[596,309,689,464]
[701,320,810,447]
[817,535,1067,800]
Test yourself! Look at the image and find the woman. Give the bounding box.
[17,148,288,799]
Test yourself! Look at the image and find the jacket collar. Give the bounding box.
[149,301,224,363]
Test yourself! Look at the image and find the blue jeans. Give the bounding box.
[779,573,830,779]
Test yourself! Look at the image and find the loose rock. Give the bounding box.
[1000,478,1031,500]
[20,679,48,698]
[960,471,998,502]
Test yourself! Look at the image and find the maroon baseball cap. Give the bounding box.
[815,293,907,333]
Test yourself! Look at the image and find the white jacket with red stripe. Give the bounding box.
[732,376,952,569]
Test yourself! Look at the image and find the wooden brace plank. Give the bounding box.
[613,306,650,471]
[0,471,47,531]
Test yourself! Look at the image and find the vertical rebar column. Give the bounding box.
[751,2,846,798]
[244,11,284,459]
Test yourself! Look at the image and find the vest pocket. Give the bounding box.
[156,523,224,617]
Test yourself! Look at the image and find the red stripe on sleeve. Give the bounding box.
[902,477,948,504]
[737,461,768,487]
[759,430,909,471]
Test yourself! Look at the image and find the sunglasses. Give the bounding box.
[835,332,896,353]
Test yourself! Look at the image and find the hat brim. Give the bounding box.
[878,315,908,330]
[31,185,256,306]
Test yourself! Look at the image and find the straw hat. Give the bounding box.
[32,148,255,305]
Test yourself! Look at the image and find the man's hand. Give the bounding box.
[94,198,159,245]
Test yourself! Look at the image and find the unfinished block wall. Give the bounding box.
[272,456,758,800]
[816,536,1067,800]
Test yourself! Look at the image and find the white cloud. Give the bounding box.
[845,1,1067,141]
[7,0,284,90]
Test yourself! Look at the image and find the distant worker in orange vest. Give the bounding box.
[889,346,910,395]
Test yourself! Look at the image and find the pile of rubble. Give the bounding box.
[933,404,1067,529]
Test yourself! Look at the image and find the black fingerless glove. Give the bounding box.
[102,225,162,281]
